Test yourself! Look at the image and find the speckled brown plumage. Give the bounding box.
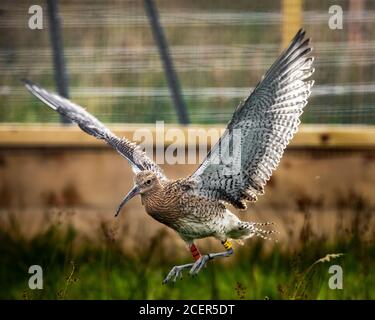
[135,171,272,244]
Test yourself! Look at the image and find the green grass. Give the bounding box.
[0,210,374,300]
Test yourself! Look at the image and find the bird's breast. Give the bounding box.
[141,189,182,229]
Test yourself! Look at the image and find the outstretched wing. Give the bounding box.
[189,29,314,209]
[23,80,166,180]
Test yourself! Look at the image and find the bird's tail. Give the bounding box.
[230,221,279,242]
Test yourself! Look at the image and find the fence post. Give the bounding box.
[282,0,302,48]
[144,0,190,125]
[46,0,71,124]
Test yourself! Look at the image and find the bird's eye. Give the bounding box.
[146,179,152,185]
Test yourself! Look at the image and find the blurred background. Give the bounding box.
[0,0,374,299]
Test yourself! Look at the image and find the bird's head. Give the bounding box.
[115,170,160,217]
[134,170,159,193]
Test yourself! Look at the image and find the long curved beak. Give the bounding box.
[115,185,140,217]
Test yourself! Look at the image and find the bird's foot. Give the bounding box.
[162,263,194,284]
[189,254,212,276]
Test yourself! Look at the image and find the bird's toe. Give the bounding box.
[163,265,187,284]
[189,255,210,275]
[162,266,177,284]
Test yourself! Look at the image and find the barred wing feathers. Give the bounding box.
[23,80,166,181]
[189,29,314,209]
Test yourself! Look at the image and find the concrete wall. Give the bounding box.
[1,143,374,255]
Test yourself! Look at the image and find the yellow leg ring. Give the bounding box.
[222,239,232,250]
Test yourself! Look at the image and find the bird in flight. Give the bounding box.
[23,29,314,284]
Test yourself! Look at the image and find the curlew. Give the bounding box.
[23,29,314,284]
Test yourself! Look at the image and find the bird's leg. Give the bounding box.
[189,239,234,276]
[162,243,201,284]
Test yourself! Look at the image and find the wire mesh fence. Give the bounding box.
[1,0,375,124]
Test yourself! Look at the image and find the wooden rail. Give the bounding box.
[0,124,374,149]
